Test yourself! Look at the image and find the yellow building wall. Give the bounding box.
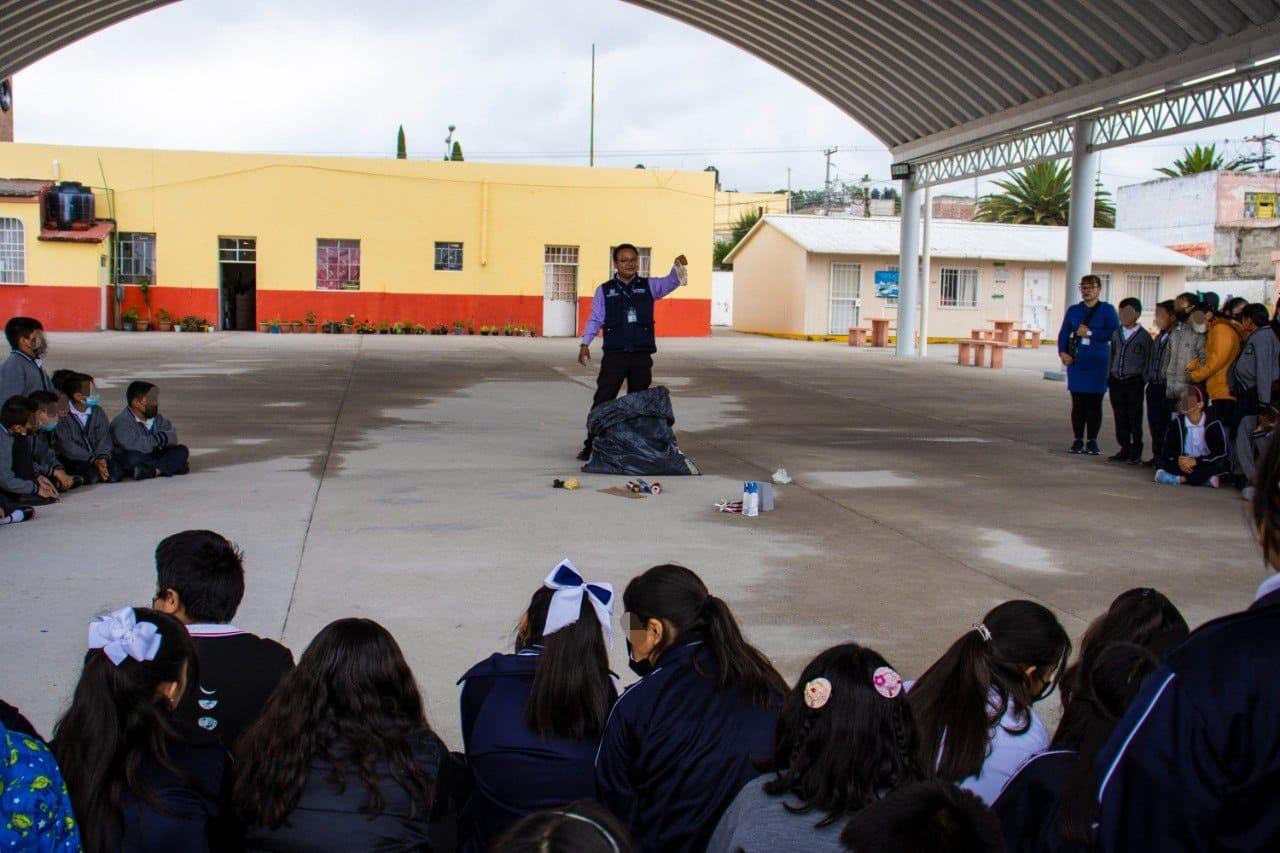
[0,142,715,333]
[715,191,789,239]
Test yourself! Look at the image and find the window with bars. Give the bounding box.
[1122,273,1161,309]
[316,239,361,290]
[544,245,579,302]
[1097,272,1113,302]
[219,237,256,263]
[608,246,651,278]
[939,267,979,308]
[434,241,463,271]
[0,217,24,284]
[115,233,156,284]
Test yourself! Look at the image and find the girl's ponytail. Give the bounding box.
[701,594,787,707]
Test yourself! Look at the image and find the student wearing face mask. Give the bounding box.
[596,564,787,853]
[1186,302,1243,428]
[1163,299,1206,403]
[0,317,53,402]
[1154,386,1230,487]
[26,390,81,493]
[110,381,190,480]
[55,372,121,484]
[1,395,60,507]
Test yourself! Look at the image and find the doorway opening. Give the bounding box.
[828,262,862,333]
[219,237,256,330]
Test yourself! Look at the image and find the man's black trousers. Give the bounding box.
[1108,375,1145,457]
[583,352,653,452]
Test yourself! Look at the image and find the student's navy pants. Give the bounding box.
[114,445,189,478]
[1157,456,1231,486]
[64,457,125,484]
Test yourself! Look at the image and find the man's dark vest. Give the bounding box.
[601,276,656,354]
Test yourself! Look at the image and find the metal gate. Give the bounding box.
[543,245,579,337]
[828,262,862,334]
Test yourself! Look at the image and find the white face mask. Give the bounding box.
[1193,323,1208,334]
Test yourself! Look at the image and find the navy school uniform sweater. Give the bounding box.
[993,750,1085,853]
[458,646,618,851]
[56,405,114,463]
[1095,581,1280,852]
[1158,414,1229,471]
[594,638,782,853]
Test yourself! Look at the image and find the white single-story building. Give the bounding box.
[726,215,1204,340]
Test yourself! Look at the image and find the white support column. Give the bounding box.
[919,186,932,357]
[1065,119,1096,322]
[896,178,921,357]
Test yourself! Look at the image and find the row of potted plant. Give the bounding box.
[257,313,537,336]
[120,309,214,332]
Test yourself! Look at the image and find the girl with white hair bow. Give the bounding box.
[457,559,618,852]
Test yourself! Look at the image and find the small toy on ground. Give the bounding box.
[714,500,743,513]
[626,479,662,495]
[553,478,581,490]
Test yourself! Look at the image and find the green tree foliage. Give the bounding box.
[713,209,763,270]
[396,125,406,160]
[975,161,1115,228]
[450,141,464,161]
[1156,143,1244,177]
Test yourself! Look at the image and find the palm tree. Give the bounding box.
[1156,142,1244,176]
[975,161,1115,227]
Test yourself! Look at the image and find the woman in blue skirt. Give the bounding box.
[1057,275,1119,455]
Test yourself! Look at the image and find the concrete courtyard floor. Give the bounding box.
[1,330,1264,742]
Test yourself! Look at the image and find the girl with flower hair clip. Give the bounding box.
[708,643,927,853]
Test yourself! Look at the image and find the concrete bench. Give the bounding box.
[957,339,1010,369]
[848,327,870,347]
[971,327,997,341]
[1009,327,1042,349]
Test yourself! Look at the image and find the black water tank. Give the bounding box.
[47,182,95,230]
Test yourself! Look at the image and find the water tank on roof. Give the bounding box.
[46,181,95,230]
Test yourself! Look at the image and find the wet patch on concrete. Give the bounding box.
[975,529,1069,575]
[803,470,921,489]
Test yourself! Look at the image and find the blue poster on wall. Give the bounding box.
[874,269,899,299]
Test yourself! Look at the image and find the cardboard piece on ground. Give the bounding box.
[600,486,646,500]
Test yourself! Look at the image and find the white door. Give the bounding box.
[829,263,862,334]
[1022,268,1052,332]
[543,245,579,337]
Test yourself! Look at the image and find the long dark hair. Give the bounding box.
[1052,642,1160,845]
[1252,425,1280,567]
[521,586,612,740]
[623,564,786,706]
[233,618,437,830]
[909,600,1070,782]
[764,643,927,826]
[1059,588,1187,705]
[51,607,196,853]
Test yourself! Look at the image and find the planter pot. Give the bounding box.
[174,327,183,333]
[269,327,281,334]
[157,322,173,332]
[304,324,318,334]
[205,326,214,333]
[259,322,270,333]
[291,323,302,333]
[342,324,355,335]
[122,321,136,332]
[136,320,150,332]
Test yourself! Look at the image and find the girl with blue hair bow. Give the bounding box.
[457,559,617,852]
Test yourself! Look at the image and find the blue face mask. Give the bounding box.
[40,419,58,432]
[84,395,101,409]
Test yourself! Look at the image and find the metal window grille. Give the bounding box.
[0,217,24,284]
[434,242,464,271]
[544,245,579,301]
[1097,273,1114,302]
[608,246,651,278]
[316,239,361,291]
[218,238,256,263]
[828,263,861,333]
[115,233,156,284]
[1123,273,1161,309]
[939,267,979,308]
[1244,192,1276,220]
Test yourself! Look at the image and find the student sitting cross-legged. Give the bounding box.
[709,643,927,853]
[109,381,189,480]
[55,372,122,484]
[149,530,294,755]
[1154,386,1231,487]
[1,395,60,507]
[457,559,617,851]
[27,389,83,493]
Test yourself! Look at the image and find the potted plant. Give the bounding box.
[391,321,406,335]
[136,276,153,329]
[269,317,282,334]
[450,320,465,335]
[121,307,139,332]
[156,309,173,332]
[291,319,303,334]
[413,323,427,335]
[502,323,515,336]
[341,314,355,334]
[204,318,215,333]
[258,320,270,333]
[357,320,376,334]
[304,311,319,333]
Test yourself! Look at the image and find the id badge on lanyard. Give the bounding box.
[627,307,638,324]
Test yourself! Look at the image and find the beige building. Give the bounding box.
[726,215,1202,341]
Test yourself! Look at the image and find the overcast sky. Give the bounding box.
[11,0,1278,199]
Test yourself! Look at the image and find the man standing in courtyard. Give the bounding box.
[576,245,687,460]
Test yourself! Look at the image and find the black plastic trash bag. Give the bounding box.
[582,386,700,475]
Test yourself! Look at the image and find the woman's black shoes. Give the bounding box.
[1086,440,1101,455]
[1069,440,1085,454]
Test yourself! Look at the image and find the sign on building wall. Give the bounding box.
[874,269,899,299]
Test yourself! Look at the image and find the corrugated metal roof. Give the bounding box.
[0,1,179,81]
[727,215,1205,268]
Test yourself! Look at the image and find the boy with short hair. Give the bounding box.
[0,396,59,505]
[0,317,53,402]
[55,372,120,484]
[26,390,81,492]
[109,380,189,480]
[1145,300,1177,466]
[1107,297,1152,464]
[150,530,293,752]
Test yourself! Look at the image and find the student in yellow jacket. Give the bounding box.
[1186,307,1243,427]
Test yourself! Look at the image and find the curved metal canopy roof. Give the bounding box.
[627,0,1280,158]
[0,1,179,85]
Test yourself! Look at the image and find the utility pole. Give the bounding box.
[1243,134,1276,171]
[589,44,596,167]
[786,167,792,213]
[823,147,838,214]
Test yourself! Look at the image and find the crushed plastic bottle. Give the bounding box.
[771,468,792,485]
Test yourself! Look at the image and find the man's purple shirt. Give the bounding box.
[580,266,683,346]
